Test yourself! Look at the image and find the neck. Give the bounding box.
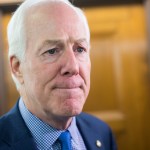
[44,115,73,130]
[21,95,73,130]
[25,101,73,130]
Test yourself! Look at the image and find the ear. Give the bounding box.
[10,56,24,84]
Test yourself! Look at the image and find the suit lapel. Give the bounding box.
[11,137,37,150]
[76,114,105,150]
[2,101,37,150]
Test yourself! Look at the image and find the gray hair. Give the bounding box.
[7,0,90,90]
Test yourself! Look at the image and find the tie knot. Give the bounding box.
[59,131,72,150]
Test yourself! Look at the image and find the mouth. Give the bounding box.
[51,81,84,99]
[54,85,82,89]
[52,81,83,90]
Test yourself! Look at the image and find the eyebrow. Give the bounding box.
[74,38,88,44]
[38,40,61,50]
[38,38,88,50]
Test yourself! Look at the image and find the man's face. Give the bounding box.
[20,3,91,122]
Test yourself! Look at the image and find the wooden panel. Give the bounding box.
[0,0,143,6]
[0,0,143,14]
[143,1,150,149]
[1,14,19,110]
[0,12,7,115]
[0,0,22,4]
[83,5,150,150]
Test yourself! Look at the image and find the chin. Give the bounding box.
[55,97,86,118]
[64,103,84,117]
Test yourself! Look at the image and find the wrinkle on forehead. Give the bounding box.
[25,1,88,34]
[26,1,78,22]
[25,1,90,50]
[38,38,89,51]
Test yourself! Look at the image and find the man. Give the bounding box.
[0,0,117,149]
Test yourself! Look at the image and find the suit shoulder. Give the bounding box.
[0,102,25,141]
[0,103,18,127]
[0,111,13,129]
[76,112,111,133]
[76,112,117,150]
[0,109,17,138]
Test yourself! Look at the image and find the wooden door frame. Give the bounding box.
[145,0,150,57]
[144,0,150,85]
[0,11,7,115]
[0,0,143,12]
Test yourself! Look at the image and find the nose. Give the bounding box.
[60,49,79,77]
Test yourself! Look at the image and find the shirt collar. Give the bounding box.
[68,117,80,145]
[19,98,79,149]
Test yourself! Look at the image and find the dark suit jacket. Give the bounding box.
[0,101,117,150]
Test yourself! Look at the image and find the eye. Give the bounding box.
[76,47,85,53]
[46,48,58,55]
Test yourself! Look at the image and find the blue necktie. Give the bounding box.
[59,131,72,150]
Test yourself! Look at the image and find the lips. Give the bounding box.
[53,84,82,90]
[52,79,83,90]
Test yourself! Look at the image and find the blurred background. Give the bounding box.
[0,0,150,149]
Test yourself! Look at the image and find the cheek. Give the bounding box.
[83,61,91,79]
[30,63,58,80]
[80,62,91,88]
[22,63,46,92]
[85,62,91,90]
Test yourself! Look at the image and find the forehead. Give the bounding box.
[25,2,89,42]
